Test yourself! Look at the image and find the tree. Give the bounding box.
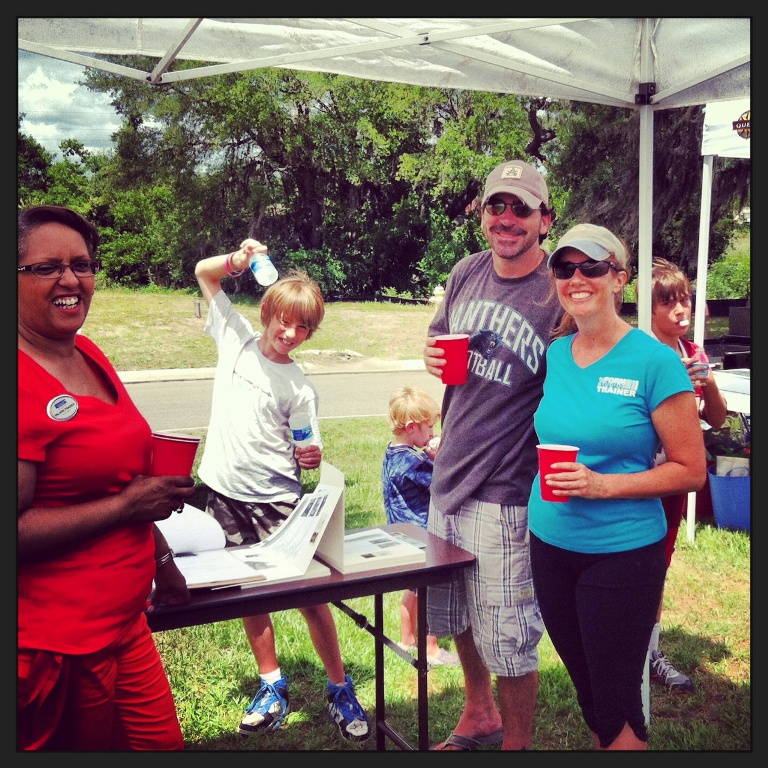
[18,117,52,207]
[83,63,555,296]
[546,103,750,278]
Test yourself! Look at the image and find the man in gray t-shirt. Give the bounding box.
[424,160,563,752]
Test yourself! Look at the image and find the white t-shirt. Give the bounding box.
[197,291,322,503]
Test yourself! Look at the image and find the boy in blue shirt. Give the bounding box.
[382,386,459,668]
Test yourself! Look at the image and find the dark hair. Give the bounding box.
[18,205,99,263]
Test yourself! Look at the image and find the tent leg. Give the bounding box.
[686,490,697,544]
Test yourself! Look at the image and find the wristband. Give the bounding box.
[155,549,175,568]
[225,252,245,277]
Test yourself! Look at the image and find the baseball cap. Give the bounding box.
[481,160,549,209]
[547,223,628,269]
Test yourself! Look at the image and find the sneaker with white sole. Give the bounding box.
[237,676,290,734]
[325,674,371,742]
[649,650,695,692]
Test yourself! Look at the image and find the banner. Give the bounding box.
[701,99,750,158]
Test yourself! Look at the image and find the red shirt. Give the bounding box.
[18,336,155,654]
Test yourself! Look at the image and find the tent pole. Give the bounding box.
[687,154,714,544]
[694,155,714,350]
[637,104,654,335]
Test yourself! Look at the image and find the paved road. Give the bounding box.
[124,365,445,433]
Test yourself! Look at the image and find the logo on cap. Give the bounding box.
[501,165,525,180]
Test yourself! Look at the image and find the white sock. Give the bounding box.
[261,668,282,684]
[649,623,661,653]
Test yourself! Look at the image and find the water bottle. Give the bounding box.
[289,412,314,447]
[693,350,710,399]
[248,252,278,286]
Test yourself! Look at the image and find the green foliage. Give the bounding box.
[280,249,348,297]
[703,413,751,459]
[17,123,52,206]
[705,252,751,300]
[417,207,481,293]
[547,103,750,275]
[18,66,749,302]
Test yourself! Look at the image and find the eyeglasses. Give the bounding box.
[17,260,101,279]
[552,259,621,280]
[483,199,537,218]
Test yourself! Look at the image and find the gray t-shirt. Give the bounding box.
[429,249,562,514]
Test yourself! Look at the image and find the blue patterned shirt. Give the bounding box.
[381,444,433,528]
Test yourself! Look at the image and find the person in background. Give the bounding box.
[194,243,370,743]
[423,159,563,751]
[382,385,460,669]
[18,205,195,751]
[528,224,707,750]
[648,257,727,691]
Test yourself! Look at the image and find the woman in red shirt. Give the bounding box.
[17,206,196,750]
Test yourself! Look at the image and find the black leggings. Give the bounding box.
[530,533,666,748]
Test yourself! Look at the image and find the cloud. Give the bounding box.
[18,51,120,157]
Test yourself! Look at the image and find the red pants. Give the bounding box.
[662,493,687,567]
[18,612,183,751]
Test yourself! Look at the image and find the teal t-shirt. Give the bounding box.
[529,328,693,553]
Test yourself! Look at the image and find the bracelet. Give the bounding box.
[225,252,245,277]
[155,549,175,568]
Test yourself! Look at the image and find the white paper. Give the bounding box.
[155,474,341,588]
[339,528,426,573]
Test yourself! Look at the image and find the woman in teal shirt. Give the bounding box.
[528,224,706,750]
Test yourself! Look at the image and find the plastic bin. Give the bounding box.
[708,465,750,532]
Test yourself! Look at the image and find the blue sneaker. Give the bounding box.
[325,674,371,742]
[237,676,290,735]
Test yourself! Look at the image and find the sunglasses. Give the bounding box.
[552,259,621,280]
[483,199,537,218]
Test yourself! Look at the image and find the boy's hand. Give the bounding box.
[295,444,322,470]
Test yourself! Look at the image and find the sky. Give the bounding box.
[18,49,121,157]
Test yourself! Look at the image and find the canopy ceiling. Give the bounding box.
[18,17,749,109]
[18,17,750,330]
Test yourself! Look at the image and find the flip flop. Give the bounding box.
[431,727,504,751]
[427,649,460,669]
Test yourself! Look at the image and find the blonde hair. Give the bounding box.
[260,269,325,338]
[387,386,441,433]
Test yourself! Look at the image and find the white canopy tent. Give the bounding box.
[18,17,751,329]
[693,98,750,349]
[686,98,750,545]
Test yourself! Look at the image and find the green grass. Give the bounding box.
[83,287,731,372]
[166,418,750,751]
[83,289,440,371]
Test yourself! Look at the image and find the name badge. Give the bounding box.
[47,394,79,422]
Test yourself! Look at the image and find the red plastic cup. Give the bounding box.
[537,444,579,502]
[433,334,470,385]
[150,432,201,476]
